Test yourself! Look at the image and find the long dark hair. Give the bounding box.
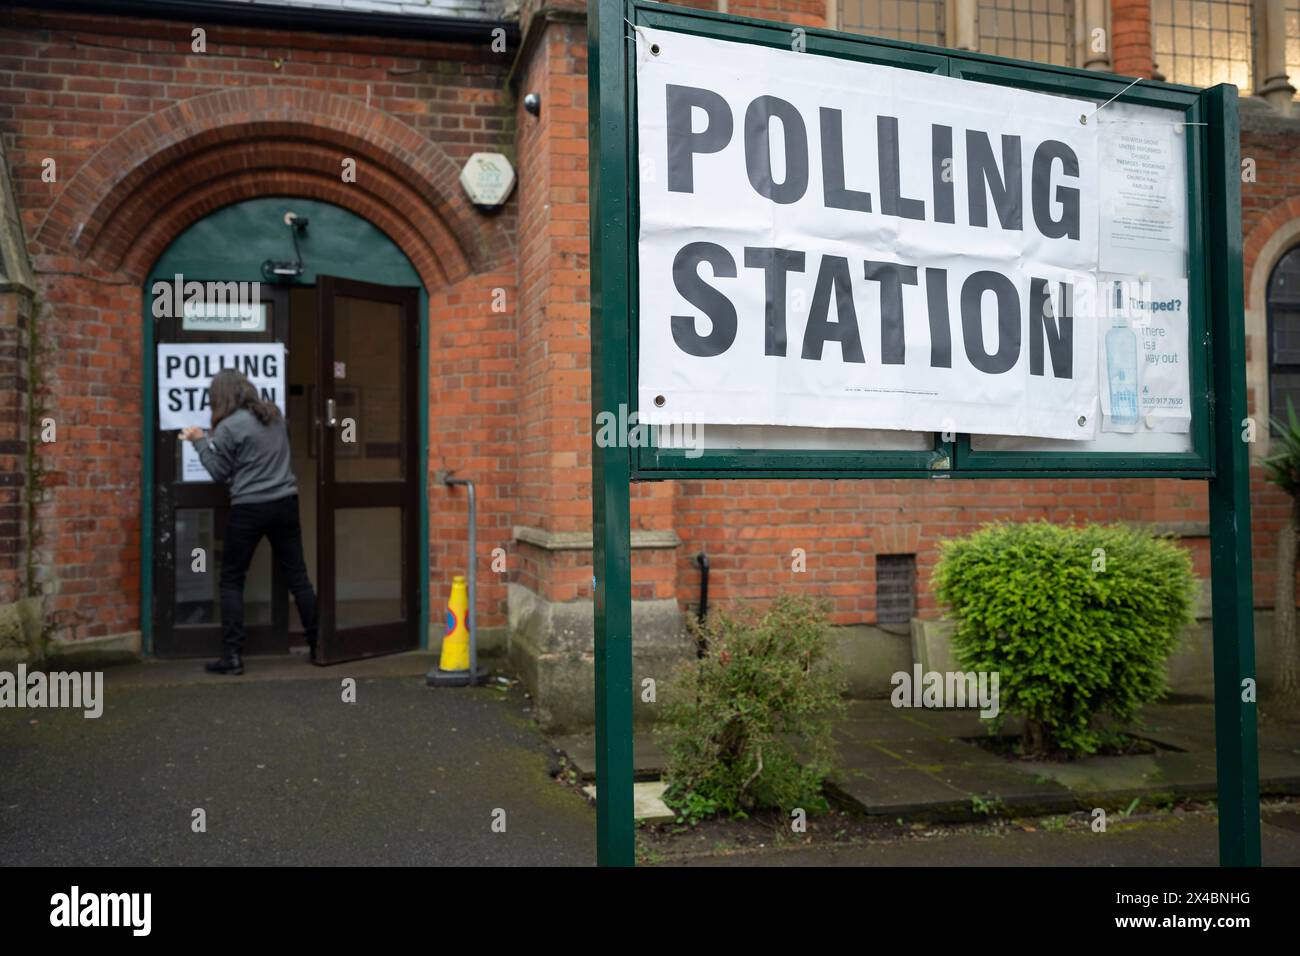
[209,368,281,429]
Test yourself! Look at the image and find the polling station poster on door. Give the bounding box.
[636,27,1103,441]
[157,343,287,481]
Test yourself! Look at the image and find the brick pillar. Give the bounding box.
[0,288,32,607]
[0,134,36,611]
[1111,0,1155,78]
[509,1,690,731]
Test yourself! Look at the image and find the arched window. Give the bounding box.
[1268,244,1300,425]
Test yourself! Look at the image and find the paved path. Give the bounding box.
[557,699,1300,819]
[8,656,1296,867]
[0,655,595,866]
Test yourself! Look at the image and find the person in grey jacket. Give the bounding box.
[180,368,318,674]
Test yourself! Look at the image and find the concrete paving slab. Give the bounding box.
[892,708,1011,739]
[830,767,971,815]
[1260,718,1300,750]
[835,739,922,771]
[552,733,666,780]
[860,735,1007,771]
[583,780,675,823]
[1130,702,1227,750]
[932,763,1073,809]
[1258,748,1300,784]
[1026,754,1166,795]
[1148,751,1223,790]
[833,712,948,742]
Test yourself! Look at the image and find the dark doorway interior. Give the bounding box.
[153,278,420,663]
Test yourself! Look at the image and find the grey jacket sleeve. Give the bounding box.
[193,423,237,483]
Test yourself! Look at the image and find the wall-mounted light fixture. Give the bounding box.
[523,92,541,117]
[261,211,309,280]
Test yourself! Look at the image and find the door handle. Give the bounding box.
[325,398,337,427]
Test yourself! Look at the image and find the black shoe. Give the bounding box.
[205,654,244,675]
[307,637,318,664]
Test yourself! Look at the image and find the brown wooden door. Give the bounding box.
[313,276,421,663]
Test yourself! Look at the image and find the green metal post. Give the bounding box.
[1204,83,1261,866]
[588,0,637,867]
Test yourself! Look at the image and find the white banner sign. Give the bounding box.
[157,343,286,431]
[636,28,1101,440]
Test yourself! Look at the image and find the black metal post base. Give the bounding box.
[426,665,491,687]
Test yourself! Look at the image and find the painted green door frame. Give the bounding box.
[141,197,431,658]
[589,0,1259,866]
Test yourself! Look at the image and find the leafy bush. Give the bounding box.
[1262,395,1300,495]
[658,594,846,821]
[932,522,1197,757]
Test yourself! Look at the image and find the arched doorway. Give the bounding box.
[144,197,429,663]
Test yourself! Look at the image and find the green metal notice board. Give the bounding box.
[588,0,1257,866]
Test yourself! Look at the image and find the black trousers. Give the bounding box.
[219,493,318,655]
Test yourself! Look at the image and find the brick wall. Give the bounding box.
[672,477,1213,628]
[427,269,518,631]
[23,275,140,641]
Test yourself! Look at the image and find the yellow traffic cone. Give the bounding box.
[438,575,470,672]
[428,575,488,686]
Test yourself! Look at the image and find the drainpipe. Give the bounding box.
[429,469,487,686]
[694,551,710,657]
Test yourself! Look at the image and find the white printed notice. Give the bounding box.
[182,441,213,482]
[636,27,1101,440]
[1098,102,1187,279]
[1097,275,1191,433]
[157,342,286,431]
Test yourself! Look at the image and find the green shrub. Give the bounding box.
[932,522,1198,757]
[658,594,846,821]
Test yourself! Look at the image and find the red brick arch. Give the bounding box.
[34,87,513,289]
[1245,196,1300,300]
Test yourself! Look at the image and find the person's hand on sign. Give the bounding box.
[179,426,205,442]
